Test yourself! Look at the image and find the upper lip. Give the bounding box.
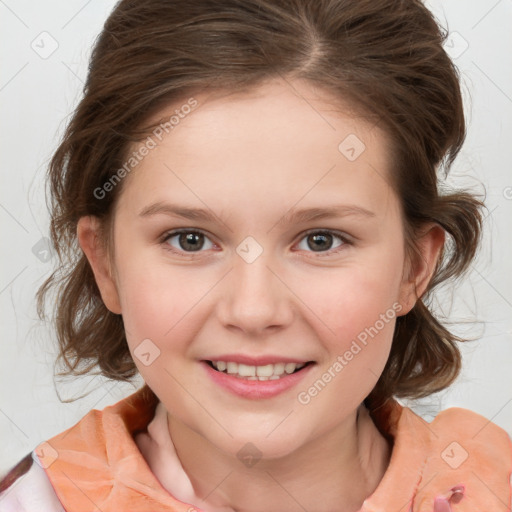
[202,354,314,366]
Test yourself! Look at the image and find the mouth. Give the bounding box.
[204,360,315,380]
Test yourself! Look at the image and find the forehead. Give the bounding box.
[116,78,398,223]
[146,78,387,158]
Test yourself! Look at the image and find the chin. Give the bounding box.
[212,430,308,464]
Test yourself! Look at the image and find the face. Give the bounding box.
[81,77,428,461]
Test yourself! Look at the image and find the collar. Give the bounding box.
[38,385,512,511]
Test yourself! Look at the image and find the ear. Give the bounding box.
[77,216,122,314]
[398,223,445,315]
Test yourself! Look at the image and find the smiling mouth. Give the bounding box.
[204,360,314,380]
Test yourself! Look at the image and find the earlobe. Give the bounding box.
[398,223,445,315]
[77,216,122,314]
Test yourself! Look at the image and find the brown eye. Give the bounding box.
[163,230,214,253]
[296,230,348,255]
[307,232,334,252]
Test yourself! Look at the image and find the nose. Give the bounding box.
[216,248,294,337]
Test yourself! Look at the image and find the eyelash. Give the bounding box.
[160,228,352,258]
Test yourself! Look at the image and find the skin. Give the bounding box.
[78,77,444,512]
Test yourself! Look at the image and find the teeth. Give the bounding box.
[211,361,306,379]
[256,364,274,377]
[238,363,256,377]
[227,362,238,374]
[285,362,297,374]
[274,363,285,375]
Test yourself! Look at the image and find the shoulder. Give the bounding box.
[0,451,65,512]
[0,387,158,512]
[410,405,512,509]
[432,404,510,432]
[364,400,512,510]
[428,405,512,464]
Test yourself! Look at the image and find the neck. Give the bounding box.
[167,404,391,512]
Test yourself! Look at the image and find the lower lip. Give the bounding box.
[201,361,314,399]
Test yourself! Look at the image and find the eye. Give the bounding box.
[161,228,351,258]
[295,229,350,256]
[162,229,215,255]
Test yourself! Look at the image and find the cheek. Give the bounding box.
[115,255,211,350]
[293,266,403,421]
[297,257,403,348]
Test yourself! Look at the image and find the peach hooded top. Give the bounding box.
[1,385,511,511]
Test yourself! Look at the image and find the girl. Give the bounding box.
[1,0,511,511]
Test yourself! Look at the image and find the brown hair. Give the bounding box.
[38,0,484,409]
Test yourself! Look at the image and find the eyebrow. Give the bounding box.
[138,202,376,225]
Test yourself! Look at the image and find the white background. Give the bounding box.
[1,0,511,474]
